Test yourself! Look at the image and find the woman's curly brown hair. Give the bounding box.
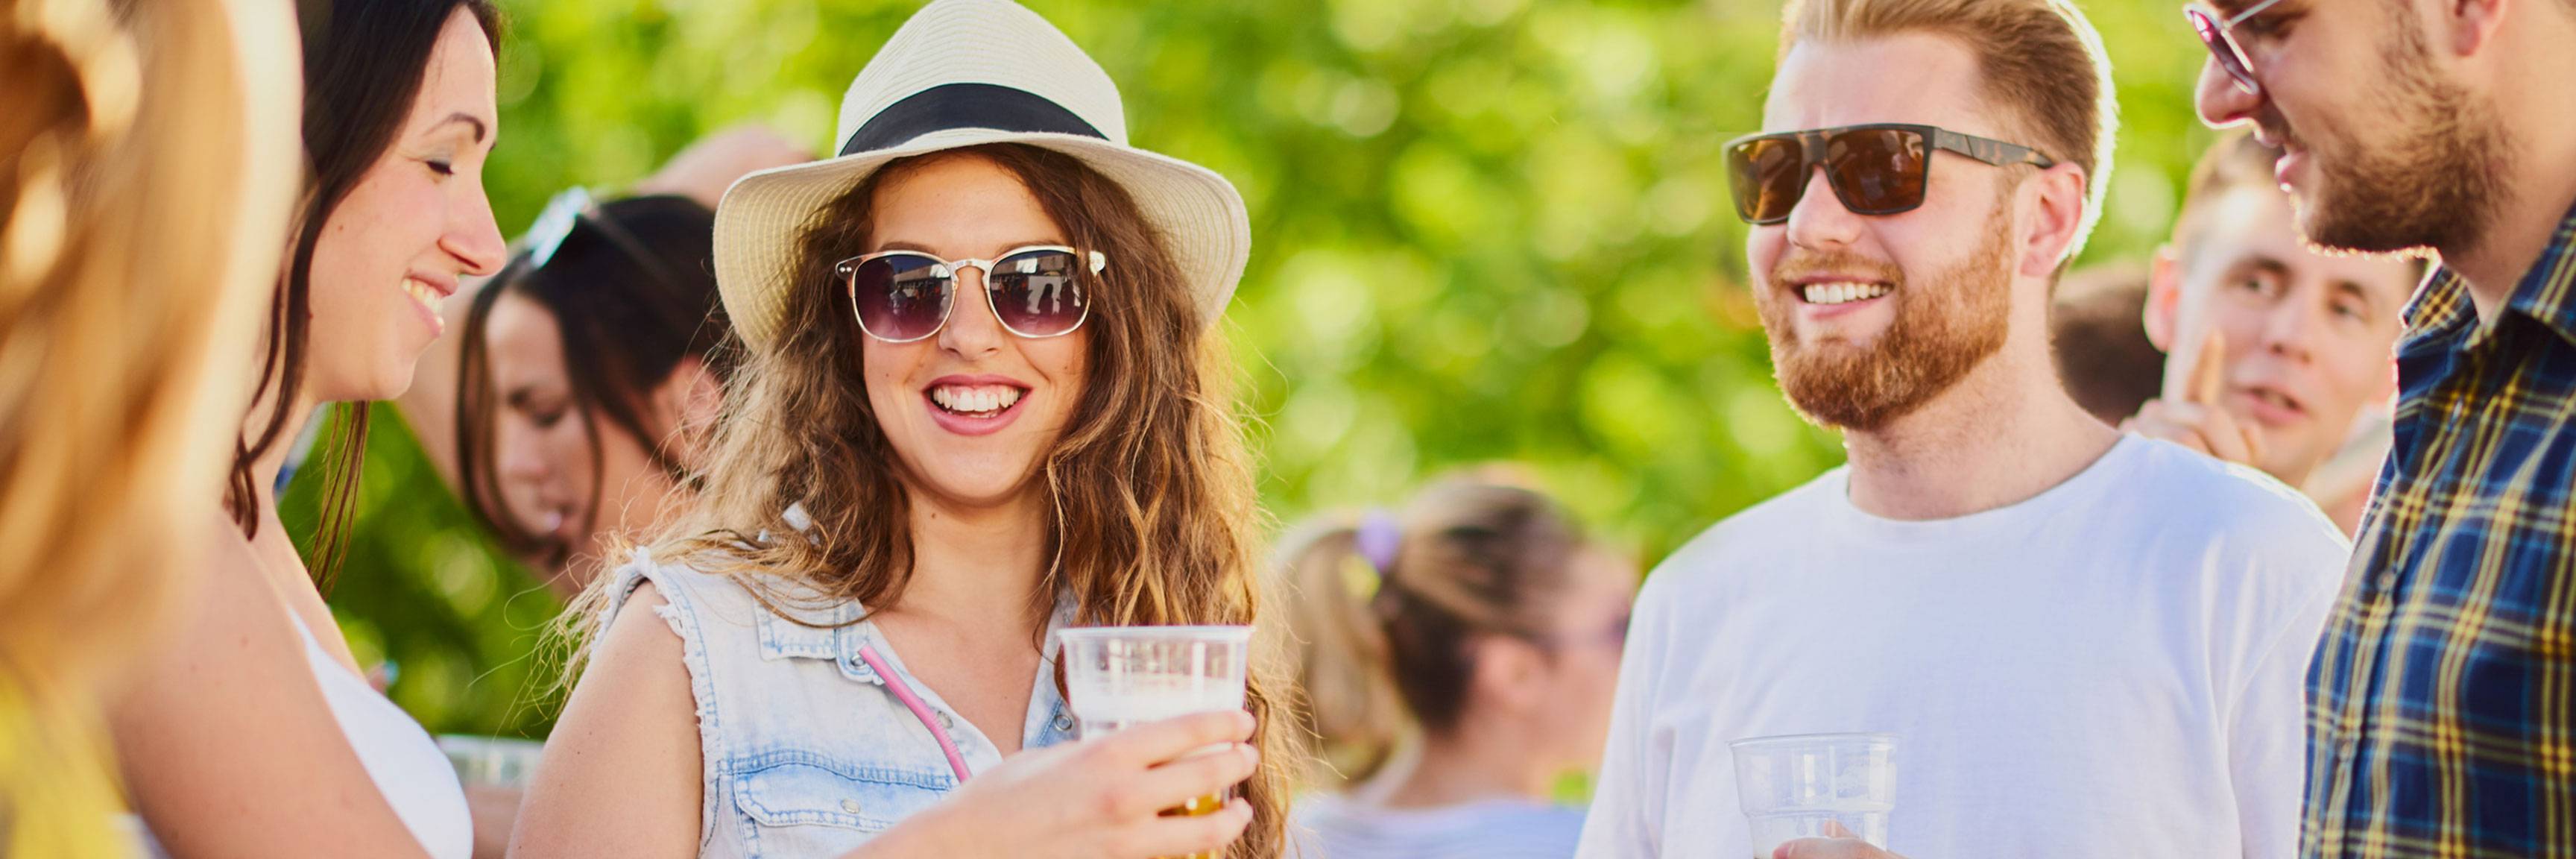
[572,142,1291,856]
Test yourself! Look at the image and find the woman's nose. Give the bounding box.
[936,266,1006,357]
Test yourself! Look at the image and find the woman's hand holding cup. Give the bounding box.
[850,710,1258,859]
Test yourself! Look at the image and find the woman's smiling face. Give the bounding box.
[859,153,1090,510]
[303,7,505,402]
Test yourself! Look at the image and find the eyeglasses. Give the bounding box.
[833,246,1105,342]
[1724,124,2057,225]
[2185,0,2290,97]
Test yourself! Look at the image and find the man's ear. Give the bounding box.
[2018,163,2089,280]
[2145,245,2182,353]
[650,356,724,468]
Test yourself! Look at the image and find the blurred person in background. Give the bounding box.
[1278,479,1635,859]
[0,0,299,853]
[438,193,731,858]
[106,1,510,856]
[397,123,808,500]
[2048,261,2164,424]
[2127,131,2417,534]
[408,130,800,859]
[511,1,1287,858]
[1577,1,2349,857]
[451,192,735,597]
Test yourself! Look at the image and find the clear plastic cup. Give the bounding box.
[1055,626,1252,859]
[1057,625,1253,736]
[435,734,545,790]
[1729,732,1898,858]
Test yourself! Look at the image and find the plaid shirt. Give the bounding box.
[2304,201,2576,858]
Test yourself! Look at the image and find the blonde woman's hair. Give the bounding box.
[1276,479,1589,787]
[565,143,1295,856]
[0,0,299,852]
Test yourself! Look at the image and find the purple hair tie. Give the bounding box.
[1355,509,1403,577]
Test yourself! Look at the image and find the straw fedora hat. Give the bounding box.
[710,0,1251,350]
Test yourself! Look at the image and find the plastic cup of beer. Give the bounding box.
[1729,732,1897,858]
[1057,625,1252,859]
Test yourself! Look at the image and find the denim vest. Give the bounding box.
[607,549,1079,859]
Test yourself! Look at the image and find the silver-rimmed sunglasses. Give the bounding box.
[832,245,1107,343]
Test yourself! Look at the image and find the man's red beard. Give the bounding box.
[1757,219,2014,432]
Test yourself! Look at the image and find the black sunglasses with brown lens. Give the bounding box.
[1726,124,2059,225]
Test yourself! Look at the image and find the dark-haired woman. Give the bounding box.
[454,193,733,597]
[107,1,505,857]
[1279,479,1635,859]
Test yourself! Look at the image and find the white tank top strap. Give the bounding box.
[286,614,474,859]
[127,615,475,859]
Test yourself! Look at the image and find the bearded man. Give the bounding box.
[2184,0,2576,854]
[1575,1,2352,858]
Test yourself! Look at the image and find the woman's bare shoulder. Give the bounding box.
[108,508,428,858]
[510,579,706,859]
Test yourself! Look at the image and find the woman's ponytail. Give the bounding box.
[1276,515,1408,785]
[1276,480,1586,789]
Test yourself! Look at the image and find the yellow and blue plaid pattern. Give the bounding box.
[2303,202,2576,858]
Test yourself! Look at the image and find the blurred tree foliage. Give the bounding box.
[288,0,2228,735]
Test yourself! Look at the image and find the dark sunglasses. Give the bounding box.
[1725,124,2058,225]
[2184,0,2288,97]
[833,245,1105,342]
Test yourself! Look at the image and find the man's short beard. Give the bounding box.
[1759,218,2015,433]
[2294,10,2511,257]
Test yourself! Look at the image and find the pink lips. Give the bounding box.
[1798,293,1889,322]
[922,374,1032,437]
[2229,383,2307,428]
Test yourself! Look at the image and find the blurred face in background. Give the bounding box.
[2149,185,2414,485]
[1521,547,1636,772]
[304,7,505,402]
[485,290,693,592]
[1748,34,2036,432]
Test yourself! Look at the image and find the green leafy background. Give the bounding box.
[288,0,2222,737]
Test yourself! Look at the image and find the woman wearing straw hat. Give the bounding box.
[512,1,1291,858]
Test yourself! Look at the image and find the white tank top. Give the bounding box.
[288,615,473,859]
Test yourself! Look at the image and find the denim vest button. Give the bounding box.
[1053,711,1074,732]
[937,711,955,731]
[842,799,863,814]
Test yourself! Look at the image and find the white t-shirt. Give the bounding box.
[1575,436,2348,859]
[1295,792,1587,859]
